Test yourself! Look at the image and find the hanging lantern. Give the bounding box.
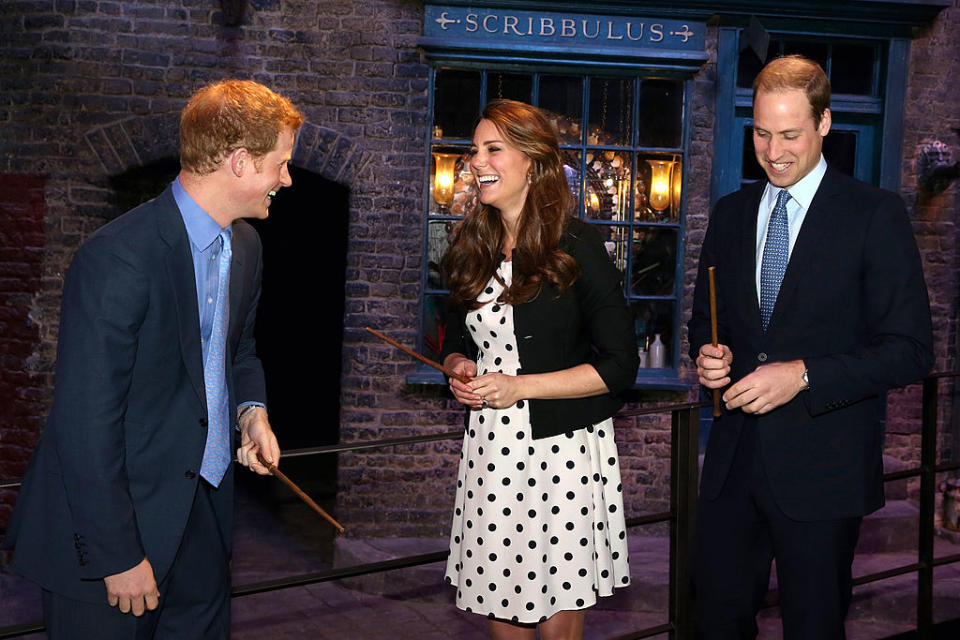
[646,159,675,212]
[432,152,459,209]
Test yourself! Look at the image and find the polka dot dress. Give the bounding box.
[445,261,630,624]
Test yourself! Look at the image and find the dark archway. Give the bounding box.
[247,165,349,453]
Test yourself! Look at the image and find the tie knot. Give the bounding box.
[775,189,792,209]
[219,228,232,254]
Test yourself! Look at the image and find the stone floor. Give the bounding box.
[3,464,960,639]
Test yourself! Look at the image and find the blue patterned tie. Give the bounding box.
[759,189,791,331]
[200,228,232,486]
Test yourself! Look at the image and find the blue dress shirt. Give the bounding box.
[171,179,263,420]
[754,155,828,303]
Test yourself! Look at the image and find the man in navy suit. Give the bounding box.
[689,56,933,638]
[5,80,301,638]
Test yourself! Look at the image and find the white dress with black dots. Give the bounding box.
[445,261,630,624]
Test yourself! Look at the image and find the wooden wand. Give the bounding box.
[365,327,472,384]
[257,453,346,534]
[708,266,722,418]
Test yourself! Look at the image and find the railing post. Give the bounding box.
[918,376,937,635]
[670,406,700,639]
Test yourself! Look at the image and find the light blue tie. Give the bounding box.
[759,189,791,331]
[200,228,232,486]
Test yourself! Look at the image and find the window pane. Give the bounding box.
[427,219,457,290]
[423,294,449,358]
[636,154,681,222]
[632,227,677,297]
[632,300,675,369]
[584,150,631,222]
[830,44,875,95]
[561,150,582,209]
[429,146,473,216]
[489,72,533,103]
[782,40,828,72]
[587,77,634,147]
[539,75,584,145]
[434,69,481,140]
[593,224,629,274]
[823,130,858,177]
[638,79,683,148]
[737,45,774,89]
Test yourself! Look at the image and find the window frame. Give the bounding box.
[711,26,910,203]
[411,64,696,389]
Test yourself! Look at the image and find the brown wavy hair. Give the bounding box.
[180,79,304,175]
[441,100,578,310]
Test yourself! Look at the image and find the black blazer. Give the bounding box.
[689,167,934,521]
[5,186,267,603]
[443,218,640,439]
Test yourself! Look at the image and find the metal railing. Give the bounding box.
[1,375,958,639]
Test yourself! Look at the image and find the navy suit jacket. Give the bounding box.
[6,186,267,603]
[688,167,933,521]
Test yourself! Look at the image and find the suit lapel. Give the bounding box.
[227,223,246,351]
[766,168,842,333]
[156,188,207,410]
[738,183,765,336]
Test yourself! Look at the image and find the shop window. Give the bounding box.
[423,68,689,384]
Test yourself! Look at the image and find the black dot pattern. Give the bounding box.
[445,263,630,623]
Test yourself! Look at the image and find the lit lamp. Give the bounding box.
[646,159,675,212]
[432,152,459,209]
[588,190,601,214]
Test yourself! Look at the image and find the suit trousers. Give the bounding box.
[694,418,862,640]
[42,479,231,640]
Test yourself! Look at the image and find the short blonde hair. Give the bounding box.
[753,55,831,126]
[179,80,303,175]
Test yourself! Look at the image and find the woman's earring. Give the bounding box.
[527,173,533,185]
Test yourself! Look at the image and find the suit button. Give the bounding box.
[199,417,208,427]
[185,470,196,479]
[757,352,768,362]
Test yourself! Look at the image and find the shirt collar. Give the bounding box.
[763,154,827,212]
[172,177,225,252]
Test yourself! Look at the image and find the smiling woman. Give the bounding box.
[438,100,639,640]
[469,118,533,229]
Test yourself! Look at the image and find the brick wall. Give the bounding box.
[0,175,46,529]
[895,0,960,497]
